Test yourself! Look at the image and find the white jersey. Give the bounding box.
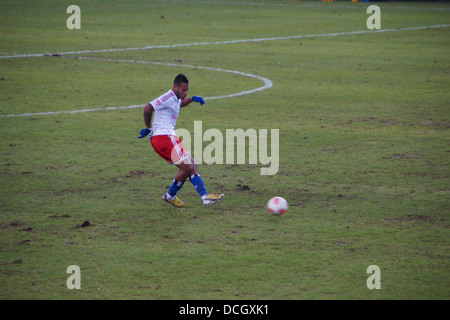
[149,90,181,136]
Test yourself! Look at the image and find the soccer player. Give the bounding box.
[138,74,224,207]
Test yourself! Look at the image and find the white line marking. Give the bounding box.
[1,25,449,59]
[1,24,449,118]
[0,57,273,118]
[0,105,145,118]
[76,57,273,100]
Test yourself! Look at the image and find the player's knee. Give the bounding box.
[179,162,195,178]
[186,163,196,176]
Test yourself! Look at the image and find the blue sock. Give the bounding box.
[190,174,208,197]
[168,179,184,197]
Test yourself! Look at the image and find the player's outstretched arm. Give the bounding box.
[181,96,205,107]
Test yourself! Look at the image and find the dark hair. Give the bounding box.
[174,74,189,86]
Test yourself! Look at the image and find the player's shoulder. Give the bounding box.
[160,90,176,102]
[152,90,176,108]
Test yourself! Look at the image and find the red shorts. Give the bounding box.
[150,135,190,165]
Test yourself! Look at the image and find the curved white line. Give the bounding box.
[2,23,448,117]
[0,57,272,117]
[1,25,448,60]
[78,57,273,100]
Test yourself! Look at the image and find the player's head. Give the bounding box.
[173,74,189,100]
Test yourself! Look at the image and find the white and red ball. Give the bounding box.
[267,197,288,215]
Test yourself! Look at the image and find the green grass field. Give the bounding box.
[1,0,449,300]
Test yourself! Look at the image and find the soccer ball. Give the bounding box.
[267,197,288,215]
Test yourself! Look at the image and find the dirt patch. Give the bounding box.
[386,214,435,223]
[236,183,251,191]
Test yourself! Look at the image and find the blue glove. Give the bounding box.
[137,128,152,139]
[192,96,205,105]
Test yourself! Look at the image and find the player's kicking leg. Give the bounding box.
[201,193,225,206]
[161,156,224,207]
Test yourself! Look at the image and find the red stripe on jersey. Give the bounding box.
[161,91,174,102]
